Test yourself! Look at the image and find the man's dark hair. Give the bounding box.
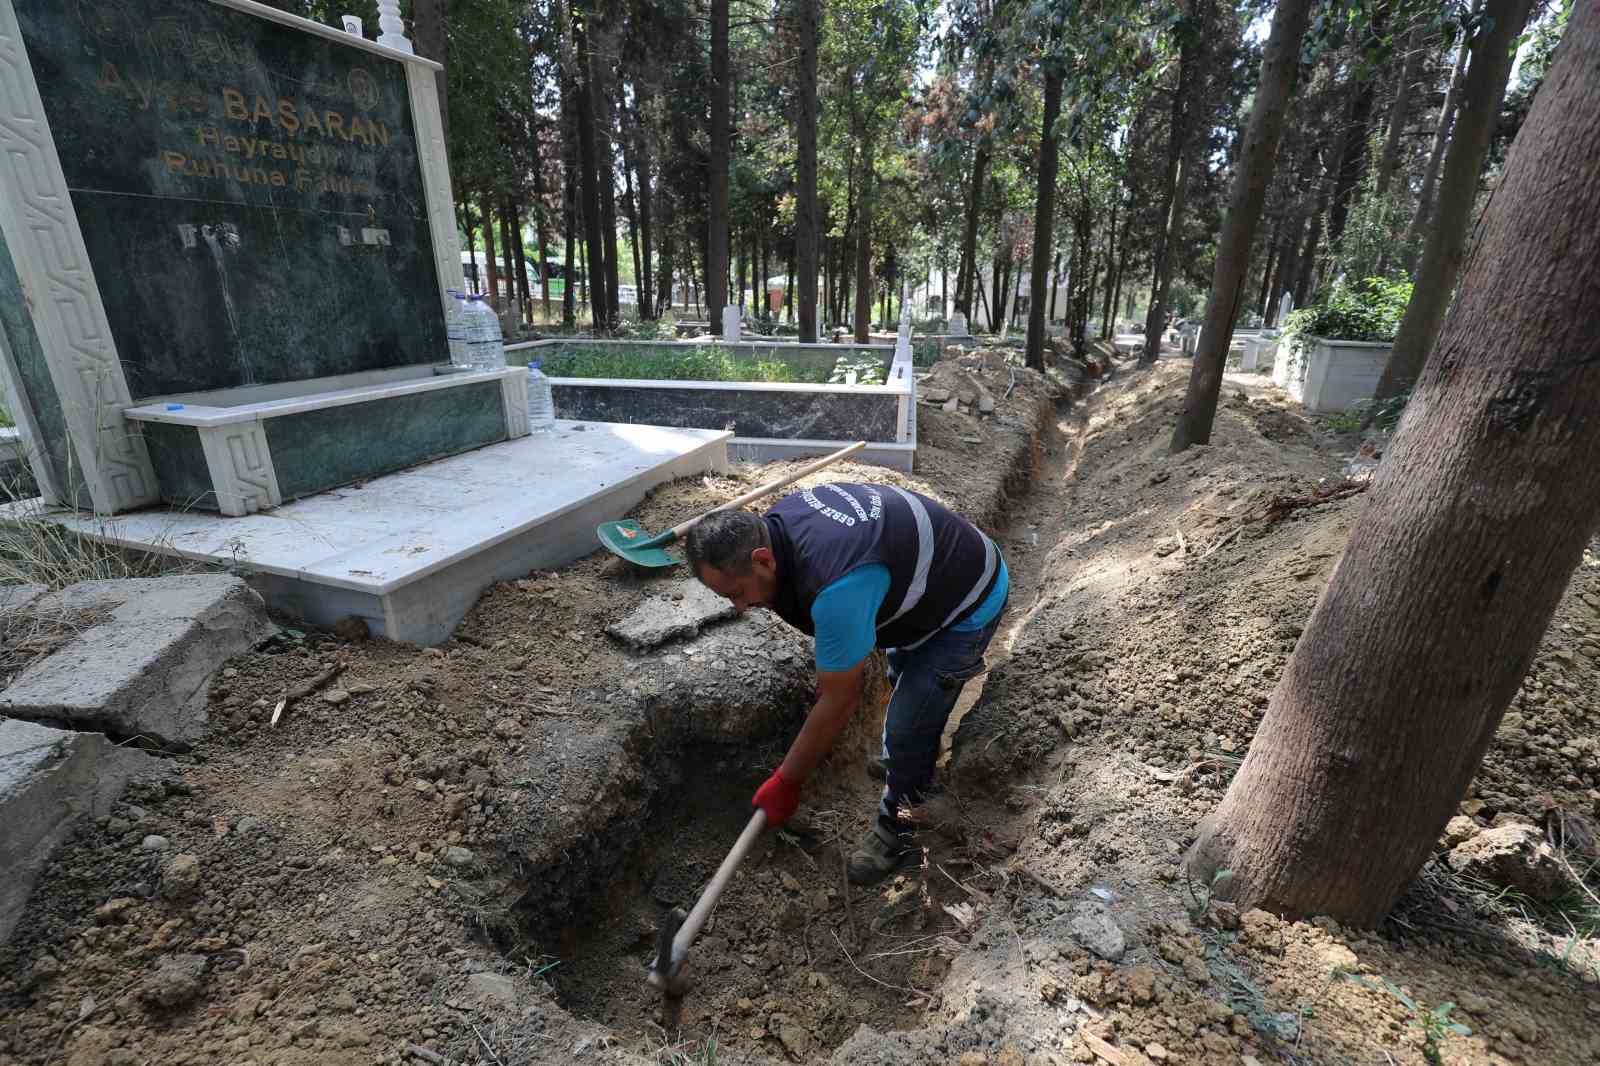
[684,508,769,575]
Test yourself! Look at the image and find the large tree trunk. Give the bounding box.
[956,143,991,317]
[1403,28,1472,271]
[707,0,731,325]
[1025,65,1065,371]
[1293,151,1332,306]
[1187,0,1600,923]
[561,163,576,328]
[411,0,451,174]
[852,143,875,344]
[1368,0,1535,414]
[1142,2,1203,365]
[1098,192,1120,340]
[572,12,608,331]
[598,90,621,328]
[1171,0,1314,452]
[481,190,500,311]
[795,0,820,342]
[629,93,655,319]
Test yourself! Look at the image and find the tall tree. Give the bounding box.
[708,0,732,325]
[1187,0,1600,922]
[1142,0,1204,365]
[1368,0,1536,413]
[1170,0,1315,452]
[1024,59,1065,371]
[1403,26,1471,264]
[794,0,822,343]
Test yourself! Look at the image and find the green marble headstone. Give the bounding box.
[13,0,446,399]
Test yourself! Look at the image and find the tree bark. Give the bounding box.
[572,10,608,331]
[506,200,530,325]
[1293,154,1331,306]
[561,161,576,328]
[1373,20,1426,202]
[1171,0,1314,452]
[481,190,500,311]
[1098,191,1120,340]
[956,144,991,317]
[1403,27,1472,270]
[707,0,731,325]
[629,93,655,319]
[1025,65,1065,371]
[598,105,621,328]
[1142,1,1203,365]
[853,143,875,344]
[794,0,819,343]
[1368,0,1535,413]
[1187,0,1600,923]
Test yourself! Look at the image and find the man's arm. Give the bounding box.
[779,662,866,784]
[751,566,886,826]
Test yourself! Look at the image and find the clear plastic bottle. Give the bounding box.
[465,296,507,371]
[526,359,556,433]
[446,291,471,368]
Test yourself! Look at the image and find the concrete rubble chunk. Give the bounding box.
[463,971,517,1008]
[2,719,153,945]
[606,578,738,650]
[1067,898,1126,961]
[0,575,276,747]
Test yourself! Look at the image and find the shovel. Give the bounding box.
[648,808,767,1016]
[596,441,866,568]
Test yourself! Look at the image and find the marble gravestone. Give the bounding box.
[0,0,528,516]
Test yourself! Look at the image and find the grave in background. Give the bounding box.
[0,1,733,643]
[0,0,525,516]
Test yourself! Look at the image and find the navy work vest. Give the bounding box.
[763,482,1000,651]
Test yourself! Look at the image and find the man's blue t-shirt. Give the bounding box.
[810,558,1009,672]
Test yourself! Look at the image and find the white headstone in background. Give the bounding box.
[1277,290,1294,326]
[376,1,413,53]
[949,311,968,336]
[721,306,741,343]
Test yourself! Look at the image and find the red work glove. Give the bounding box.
[752,769,802,827]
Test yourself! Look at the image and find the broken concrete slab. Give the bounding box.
[2,719,153,944]
[606,578,737,650]
[0,575,276,747]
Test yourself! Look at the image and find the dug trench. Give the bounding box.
[0,348,1081,1066]
[6,348,1594,1066]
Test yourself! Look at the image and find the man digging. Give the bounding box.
[686,482,1008,885]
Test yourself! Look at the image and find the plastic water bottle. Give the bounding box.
[526,360,556,433]
[465,296,506,371]
[446,292,471,368]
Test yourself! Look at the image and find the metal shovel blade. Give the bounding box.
[596,519,680,568]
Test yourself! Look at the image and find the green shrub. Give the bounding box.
[1283,276,1412,348]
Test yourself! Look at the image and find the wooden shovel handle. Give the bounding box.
[667,441,867,541]
[670,808,767,965]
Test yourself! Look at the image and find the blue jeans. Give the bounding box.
[877,610,1005,838]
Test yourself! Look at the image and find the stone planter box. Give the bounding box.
[1275,337,1393,412]
[510,338,918,471]
[1241,333,1279,371]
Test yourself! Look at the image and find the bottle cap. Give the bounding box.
[165,403,184,411]
[530,359,542,370]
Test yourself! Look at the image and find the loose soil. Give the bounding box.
[3,351,1597,1066]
